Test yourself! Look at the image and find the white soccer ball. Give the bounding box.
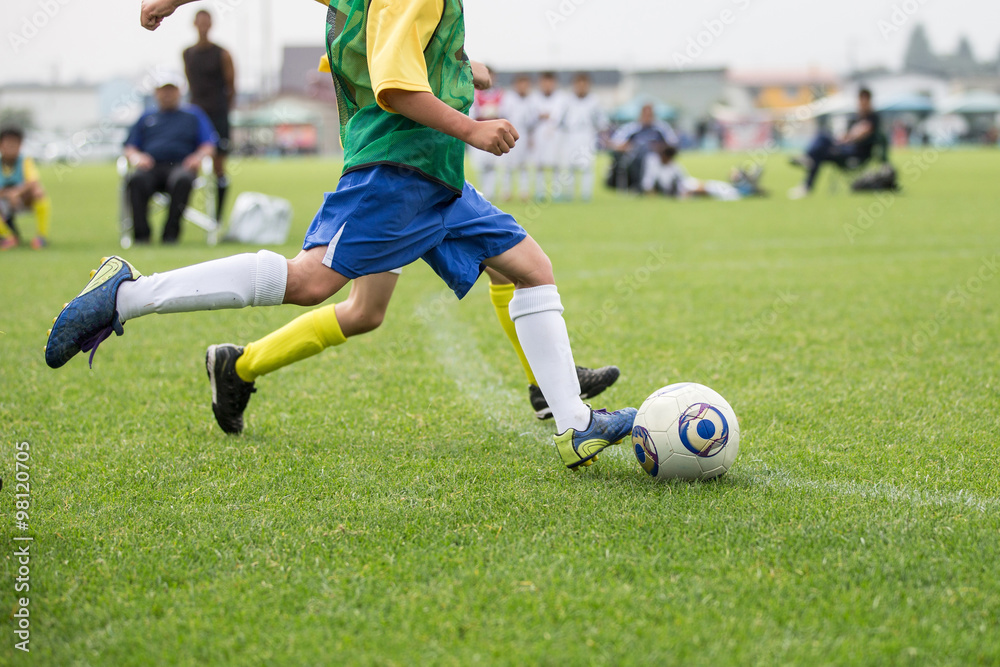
[630,383,740,481]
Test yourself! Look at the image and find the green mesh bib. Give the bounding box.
[325,1,473,193]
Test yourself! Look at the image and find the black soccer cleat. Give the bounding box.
[529,365,621,420]
[206,344,256,435]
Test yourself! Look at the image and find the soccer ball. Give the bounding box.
[630,383,740,481]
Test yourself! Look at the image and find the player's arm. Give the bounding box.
[123,118,154,170]
[843,118,873,144]
[140,0,200,30]
[183,141,216,172]
[123,144,155,170]
[368,0,517,156]
[221,49,236,108]
[384,91,517,156]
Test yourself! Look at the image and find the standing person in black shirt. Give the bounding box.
[789,88,880,198]
[183,9,235,222]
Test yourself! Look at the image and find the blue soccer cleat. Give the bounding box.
[554,407,638,470]
[45,256,141,369]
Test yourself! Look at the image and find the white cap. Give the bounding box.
[154,70,186,90]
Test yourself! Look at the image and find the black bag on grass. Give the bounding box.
[851,163,899,192]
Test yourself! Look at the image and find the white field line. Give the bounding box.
[742,462,1000,513]
[424,296,532,434]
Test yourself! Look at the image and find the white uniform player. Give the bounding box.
[642,149,742,201]
[470,84,504,200]
[560,73,607,201]
[496,74,536,201]
[529,72,567,200]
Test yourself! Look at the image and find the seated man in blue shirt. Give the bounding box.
[607,103,678,191]
[123,73,217,243]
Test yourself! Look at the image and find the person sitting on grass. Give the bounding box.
[788,87,880,199]
[607,103,678,192]
[641,143,753,201]
[123,72,217,244]
[0,126,52,250]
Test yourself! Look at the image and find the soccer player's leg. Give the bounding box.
[484,238,636,469]
[424,183,635,470]
[20,181,51,249]
[485,267,620,420]
[44,167,414,369]
[207,271,400,434]
[45,245,350,369]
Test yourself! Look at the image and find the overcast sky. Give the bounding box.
[3,0,998,89]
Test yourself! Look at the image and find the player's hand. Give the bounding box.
[131,153,155,170]
[470,61,492,90]
[182,154,204,172]
[140,0,180,31]
[467,119,518,156]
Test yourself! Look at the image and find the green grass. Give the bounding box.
[2,150,998,665]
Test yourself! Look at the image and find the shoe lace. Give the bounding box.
[221,375,256,414]
[79,319,123,369]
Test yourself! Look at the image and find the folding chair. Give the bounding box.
[830,130,890,193]
[117,156,221,248]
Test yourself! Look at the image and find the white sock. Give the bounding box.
[509,285,591,434]
[536,170,548,198]
[481,167,497,200]
[581,169,594,200]
[116,250,287,321]
[518,168,529,198]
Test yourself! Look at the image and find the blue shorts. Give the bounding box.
[302,166,527,299]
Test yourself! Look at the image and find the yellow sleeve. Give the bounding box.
[22,157,39,183]
[366,0,443,113]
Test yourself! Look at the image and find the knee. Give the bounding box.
[172,172,196,190]
[348,306,385,334]
[285,254,340,306]
[290,282,330,307]
[127,174,149,194]
[517,252,554,288]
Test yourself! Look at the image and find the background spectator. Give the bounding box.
[0,126,51,250]
[560,72,607,202]
[789,88,880,198]
[123,74,217,244]
[183,9,235,222]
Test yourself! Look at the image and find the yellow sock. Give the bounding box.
[489,282,537,386]
[0,216,14,238]
[235,303,346,382]
[33,197,51,239]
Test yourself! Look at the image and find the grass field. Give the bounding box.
[2,149,999,665]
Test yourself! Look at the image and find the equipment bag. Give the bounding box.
[223,192,293,245]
